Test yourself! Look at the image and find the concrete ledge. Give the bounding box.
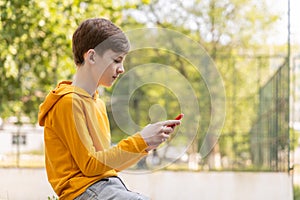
[120,171,293,200]
[0,168,55,200]
[0,169,293,200]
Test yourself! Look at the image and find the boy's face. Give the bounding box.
[93,49,126,87]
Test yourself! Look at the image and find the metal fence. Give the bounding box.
[250,60,290,172]
[197,55,289,171]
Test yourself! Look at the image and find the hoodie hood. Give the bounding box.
[38,81,97,126]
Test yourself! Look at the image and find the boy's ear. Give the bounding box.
[90,52,95,62]
[85,49,96,63]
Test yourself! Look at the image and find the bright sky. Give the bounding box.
[266,0,300,45]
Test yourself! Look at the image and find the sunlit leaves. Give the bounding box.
[0,0,127,123]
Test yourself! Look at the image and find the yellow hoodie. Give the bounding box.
[38,81,148,199]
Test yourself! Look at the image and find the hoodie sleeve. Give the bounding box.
[52,95,148,176]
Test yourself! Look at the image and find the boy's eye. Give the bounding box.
[114,59,121,63]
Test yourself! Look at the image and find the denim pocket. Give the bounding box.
[88,179,109,195]
[74,188,97,200]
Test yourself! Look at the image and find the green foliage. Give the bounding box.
[0,0,71,122]
[0,0,137,123]
[0,0,284,171]
[108,47,210,143]
[294,185,300,200]
[291,129,300,151]
[125,0,283,169]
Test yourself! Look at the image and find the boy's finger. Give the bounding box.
[163,120,181,127]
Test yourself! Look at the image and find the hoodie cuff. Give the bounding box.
[118,133,149,154]
[132,133,149,153]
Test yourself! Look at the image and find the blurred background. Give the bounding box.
[0,0,299,199]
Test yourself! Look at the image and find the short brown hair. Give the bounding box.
[72,18,130,66]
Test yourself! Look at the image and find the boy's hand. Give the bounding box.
[140,120,181,151]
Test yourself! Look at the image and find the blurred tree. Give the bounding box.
[0,0,141,124]
[0,0,282,170]
[123,0,280,169]
[0,0,53,123]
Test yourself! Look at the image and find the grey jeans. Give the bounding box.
[74,176,150,200]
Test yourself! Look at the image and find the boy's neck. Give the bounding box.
[72,65,97,97]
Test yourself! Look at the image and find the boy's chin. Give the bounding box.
[98,82,113,88]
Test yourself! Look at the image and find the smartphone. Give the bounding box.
[167,113,184,128]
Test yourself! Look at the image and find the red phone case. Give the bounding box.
[167,113,184,127]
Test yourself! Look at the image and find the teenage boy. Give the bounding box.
[38,18,181,200]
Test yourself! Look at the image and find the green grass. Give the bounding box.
[48,195,58,200]
[294,185,300,200]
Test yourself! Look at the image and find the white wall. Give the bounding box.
[0,125,44,155]
[120,171,293,200]
[0,169,293,200]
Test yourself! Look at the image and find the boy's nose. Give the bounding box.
[117,65,125,74]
